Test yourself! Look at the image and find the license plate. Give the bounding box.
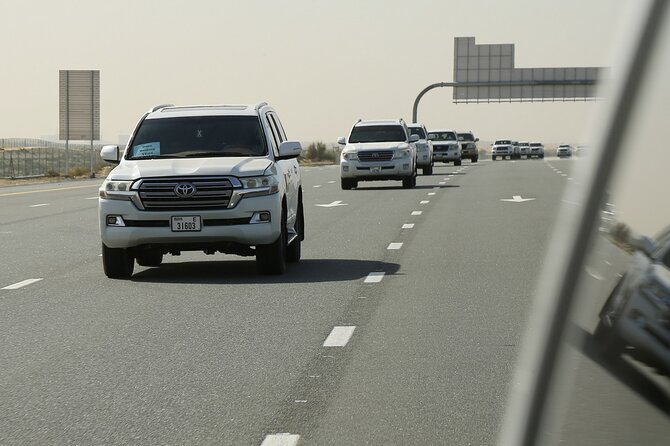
[171,216,201,232]
[370,166,381,173]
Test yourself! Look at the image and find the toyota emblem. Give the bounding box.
[174,182,196,198]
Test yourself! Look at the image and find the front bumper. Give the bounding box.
[99,193,282,249]
[340,159,414,179]
[416,151,432,167]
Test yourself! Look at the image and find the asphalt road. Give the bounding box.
[0,157,666,445]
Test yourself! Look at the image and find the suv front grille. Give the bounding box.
[137,177,238,211]
[357,151,394,162]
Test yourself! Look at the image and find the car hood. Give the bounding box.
[108,157,273,180]
[344,142,409,151]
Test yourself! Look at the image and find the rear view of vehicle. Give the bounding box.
[408,123,434,175]
[528,141,545,159]
[491,139,514,160]
[457,131,479,163]
[338,119,418,189]
[428,129,462,166]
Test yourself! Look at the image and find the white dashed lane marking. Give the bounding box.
[420,200,429,204]
[364,272,385,283]
[328,181,335,184]
[323,326,356,347]
[260,433,300,446]
[428,192,436,196]
[29,203,50,208]
[313,185,322,188]
[2,278,43,290]
[86,196,98,200]
[402,223,415,229]
[411,211,422,216]
[387,242,403,250]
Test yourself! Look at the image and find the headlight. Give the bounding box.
[240,175,279,194]
[394,149,411,159]
[99,180,136,200]
[342,151,358,161]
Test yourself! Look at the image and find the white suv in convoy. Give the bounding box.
[491,139,514,160]
[428,129,462,166]
[556,144,573,158]
[518,141,531,159]
[408,123,434,175]
[338,119,419,189]
[457,131,479,163]
[98,102,304,278]
[529,141,545,159]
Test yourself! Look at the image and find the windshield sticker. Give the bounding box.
[133,142,160,157]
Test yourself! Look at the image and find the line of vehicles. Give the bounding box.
[491,141,575,160]
[337,119,479,190]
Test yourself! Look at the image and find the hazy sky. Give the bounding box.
[1,0,635,144]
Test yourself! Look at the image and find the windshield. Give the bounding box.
[408,127,426,139]
[458,133,474,141]
[495,140,512,144]
[128,116,267,159]
[530,142,542,146]
[349,125,407,143]
[428,131,457,141]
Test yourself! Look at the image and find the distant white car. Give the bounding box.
[428,129,462,166]
[528,141,545,159]
[408,123,434,175]
[491,139,514,160]
[519,141,531,159]
[557,144,573,158]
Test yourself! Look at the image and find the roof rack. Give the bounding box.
[151,104,174,112]
[255,102,268,111]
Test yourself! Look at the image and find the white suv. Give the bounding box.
[492,139,514,160]
[428,129,462,165]
[338,119,418,189]
[408,123,434,175]
[98,102,304,278]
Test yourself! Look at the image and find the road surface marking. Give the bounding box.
[29,203,50,208]
[387,242,403,250]
[411,211,422,216]
[316,200,347,208]
[501,195,536,203]
[568,177,574,180]
[323,326,356,347]
[428,192,436,196]
[439,182,446,185]
[364,272,385,283]
[313,185,322,188]
[260,434,300,446]
[294,400,307,403]
[358,296,367,299]
[0,184,99,197]
[420,200,429,204]
[2,278,43,290]
[86,196,98,200]
[328,181,335,184]
[402,223,415,229]
[556,171,563,174]
[585,267,604,281]
[561,174,568,177]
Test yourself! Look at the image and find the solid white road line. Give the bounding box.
[402,223,415,229]
[261,433,300,446]
[2,278,43,290]
[29,203,50,208]
[387,242,403,250]
[364,272,385,283]
[411,211,422,216]
[323,326,356,347]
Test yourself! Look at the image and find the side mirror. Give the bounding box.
[277,140,303,160]
[475,138,480,142]
[409,134,420,143]
[100,145,121,163]
[337,136,346,145]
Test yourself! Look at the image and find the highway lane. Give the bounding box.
[0,158,580,444]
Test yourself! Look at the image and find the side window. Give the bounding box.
[269,113,287,142]
[265,113,280,158]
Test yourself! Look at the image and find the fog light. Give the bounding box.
[403,163,410,169]
[106,215,125,226]
[342,166,349,172]
[250,211,272,224]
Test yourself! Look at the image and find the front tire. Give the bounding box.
[492,155,497,161]
[136,250,163,267]
[102,243,134,279]
[256,207,288,275]
[341,178,356,190]
[422,165,433,175]
[455,159,462,166]
[402,176,414,188]
[472,157,478,163]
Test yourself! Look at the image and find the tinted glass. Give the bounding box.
[349,125,407,143]
[458,133,475,141]
[409,127,427,139]
[428,132,457,141]
[129,116,267,159]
